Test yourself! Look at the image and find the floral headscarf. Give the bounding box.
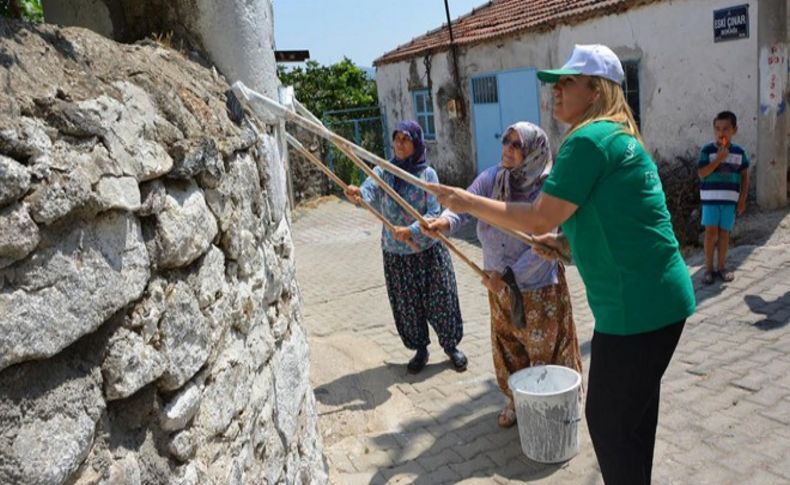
[491,122,552,201]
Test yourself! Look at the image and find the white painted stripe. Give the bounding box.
[700,190,740,202]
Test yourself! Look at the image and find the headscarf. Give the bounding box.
[491,122,552,201]
[390,120,428,191]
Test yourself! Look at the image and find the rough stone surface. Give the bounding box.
[102,327,166,401]
[106,454,142,485]
[0,343,105,485]
[95,176,141,211]
[274,325,311,440]
[149,180,218,269]
[0,154,30,206]
[0,202,39,268]
[0,211,150,371]
[288,130,333,203]
[160,379,202,432]
[169,430,197,462]
[158,281,211,391]
[25,167,94,225]
[0,19,325,485]
[137,179,166,216]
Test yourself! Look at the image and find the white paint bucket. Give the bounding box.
[508,365,582,463]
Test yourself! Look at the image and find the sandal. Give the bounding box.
[497,403,517,428]
[703,271,715,285]
[718,268,735,282]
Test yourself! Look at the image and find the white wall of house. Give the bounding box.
[376,0,761,185]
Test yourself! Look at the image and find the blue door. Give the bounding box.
[471,68,541,174]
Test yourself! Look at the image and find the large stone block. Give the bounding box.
[158,282,211,391]
[101,327,166,401]
[0,211,149,371]
[0,154,31,207]
[150,180,219,269]
[0,348,104,485]
[0,202,39,268]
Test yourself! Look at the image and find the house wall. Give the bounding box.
[376,0,761,185]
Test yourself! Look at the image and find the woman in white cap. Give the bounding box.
[428,44,695,485]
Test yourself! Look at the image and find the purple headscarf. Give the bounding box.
[491,122,552,201]
[391,120,428,191]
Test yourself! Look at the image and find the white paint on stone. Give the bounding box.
[192,0,278,99]
[260,132,288,224]
[0,10,326,484]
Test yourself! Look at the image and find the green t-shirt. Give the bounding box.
[542,121,695,335]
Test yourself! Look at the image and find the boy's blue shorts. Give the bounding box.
[702,204,736,231]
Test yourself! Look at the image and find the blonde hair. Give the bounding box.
[567,76,644,145]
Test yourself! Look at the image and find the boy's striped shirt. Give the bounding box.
[698,142,749,205]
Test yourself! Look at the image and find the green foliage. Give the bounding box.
[277,58,377,119]
[1,0,43,22]
[279,58,386,185]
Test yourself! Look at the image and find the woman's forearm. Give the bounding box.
[459,192,553,234]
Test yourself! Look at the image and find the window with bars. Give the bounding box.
[412,89,436,139]
[472,75,498,104]
[621,60,641,129]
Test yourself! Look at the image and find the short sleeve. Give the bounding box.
[741,150,750,170]
[542,135,606,206]
[698,147,711,167]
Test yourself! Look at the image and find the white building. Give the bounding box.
[374,0,787,208]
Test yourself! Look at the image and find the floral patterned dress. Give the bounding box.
[360,165,463,351]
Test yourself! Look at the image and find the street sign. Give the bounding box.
[714,4,749,42]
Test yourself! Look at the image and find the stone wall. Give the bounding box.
[288,130,334,204]
[0,20,326,484]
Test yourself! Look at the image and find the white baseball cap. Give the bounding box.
[537,44,624,84]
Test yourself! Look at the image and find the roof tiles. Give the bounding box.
[374,0,660,65]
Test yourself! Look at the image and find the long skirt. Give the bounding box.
[488,265,582,400]
[382,243,463,351]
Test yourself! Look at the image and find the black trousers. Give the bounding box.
[586,320,685,485]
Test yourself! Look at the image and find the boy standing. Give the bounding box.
[698,111,749,284]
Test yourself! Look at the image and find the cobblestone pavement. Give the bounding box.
[292,197,790,485]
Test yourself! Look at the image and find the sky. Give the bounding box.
[273,0,488,68]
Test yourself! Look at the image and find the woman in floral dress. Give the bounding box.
[345,120,467,373]
[422,122,582,427]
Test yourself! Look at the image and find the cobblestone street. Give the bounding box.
[293,197,790,485]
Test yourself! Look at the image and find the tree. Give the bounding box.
[1,0,43,22]
[278,59,383,186]
[277,58,377,119]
